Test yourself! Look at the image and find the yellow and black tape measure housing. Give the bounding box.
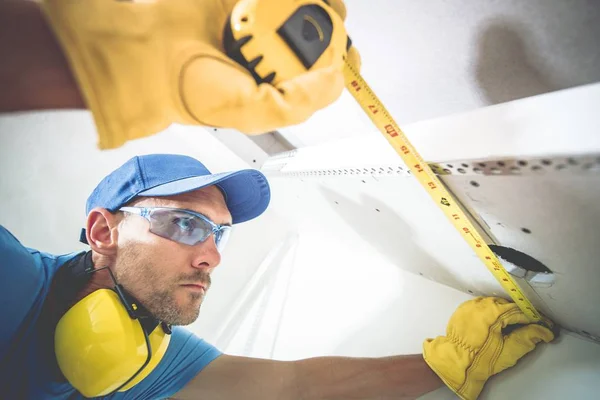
[224,0,350,85]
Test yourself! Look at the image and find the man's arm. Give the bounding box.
[0,0,84,111]
[173,353,443,400]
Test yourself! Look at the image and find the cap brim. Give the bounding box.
[138,170,270,224]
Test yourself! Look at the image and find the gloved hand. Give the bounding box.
[40,0,361,150]
[423,297,556,400]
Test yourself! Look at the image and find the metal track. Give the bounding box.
[263,153,600,178]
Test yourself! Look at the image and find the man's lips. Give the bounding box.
[181,282,208,292]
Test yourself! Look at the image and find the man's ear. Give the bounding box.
[86,207,121,256]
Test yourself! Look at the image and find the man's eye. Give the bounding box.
[173,217,196,232]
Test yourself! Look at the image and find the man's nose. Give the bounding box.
[191,234,221,270]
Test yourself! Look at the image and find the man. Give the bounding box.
[0,153,556,399]
[0,0,556,399]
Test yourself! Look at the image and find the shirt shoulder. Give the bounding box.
[0,225,82,399]
[0,225,48,356]
[115,327,222,400]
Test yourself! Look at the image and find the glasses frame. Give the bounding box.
[119,206,232,251]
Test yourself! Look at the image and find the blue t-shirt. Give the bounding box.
[0,225,222,399]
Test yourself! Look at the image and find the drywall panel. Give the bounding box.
[225,176,600,399]
[262,84,600,341]
[268,83,600,175]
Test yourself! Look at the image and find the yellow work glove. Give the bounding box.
[40,0,361,150]
[423,297,556,400]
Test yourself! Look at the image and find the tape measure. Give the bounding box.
[341,59,542,322]
[224,0,542,323]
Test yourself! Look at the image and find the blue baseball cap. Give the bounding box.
[80,154,270,243]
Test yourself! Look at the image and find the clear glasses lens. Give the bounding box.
[147,208,231,251]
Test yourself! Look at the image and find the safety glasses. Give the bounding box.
[119,207,232,252]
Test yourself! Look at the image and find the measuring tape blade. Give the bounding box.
[342,60,542,322]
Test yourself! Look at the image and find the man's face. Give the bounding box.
[113,185,232,326]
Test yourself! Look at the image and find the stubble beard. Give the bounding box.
[115,244,210,326]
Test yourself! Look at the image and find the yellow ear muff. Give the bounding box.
[54,289,171,397]
[224,0,349,85]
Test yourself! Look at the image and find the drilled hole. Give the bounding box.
[541,159,552,166]
[334,201,339,204]
[490,245,553,274]
[462,163,469,168]
[521,228,532,234]
[497,161,506,167]
[568,158,578,165]
[253,159,256,163]
[470,181,480,187]
[419,272,424,276]
[457,168,466,173]
[443,169,451,174]
[375,208,380,212]
[468,290,474,294]
[478,162,487,167]
[362,180,366,183]
[446,164,454,168]
[518,160,528,166]
[241,16,249,22]
[473,167,482,174]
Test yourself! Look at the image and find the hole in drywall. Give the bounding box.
[521,227,532,234]
[470,181,480,187]
[253,159,256,163]
[490,245,553,275]
[375,208,380,212]
[362,180,366,183]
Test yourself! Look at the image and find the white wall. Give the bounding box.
[278,0,600,148]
